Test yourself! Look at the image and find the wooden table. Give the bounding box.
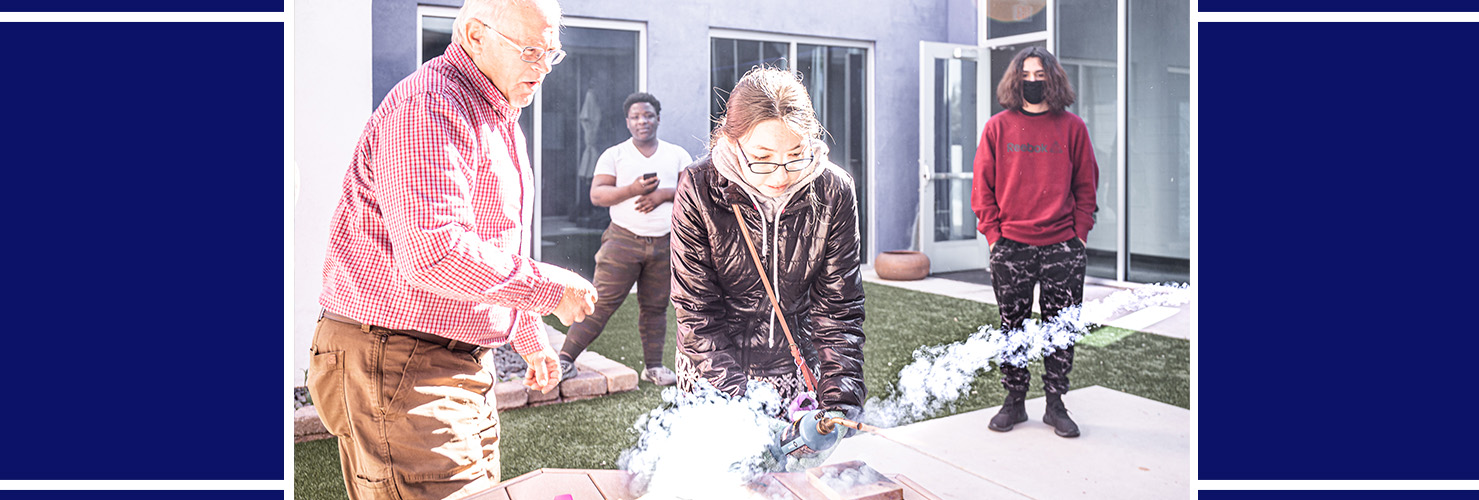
[467,468,943,500]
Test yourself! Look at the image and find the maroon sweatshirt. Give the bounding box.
[971,108,1099,246]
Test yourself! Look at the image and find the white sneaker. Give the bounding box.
[641,366,677,386]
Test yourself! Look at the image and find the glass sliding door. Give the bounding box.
[710,33,872,262]
[710,38,788,125]
[1128,0,1189,283]
[1057,0,1119,280]
[537,25,641,281]
[797,44,869,251]
[932,57,980,247]
[918,42,991,273]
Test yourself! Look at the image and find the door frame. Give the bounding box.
[917,41,991,273]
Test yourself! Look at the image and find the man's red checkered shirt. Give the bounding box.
[320,43,563,354]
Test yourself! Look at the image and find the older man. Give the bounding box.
[307,1,591,498]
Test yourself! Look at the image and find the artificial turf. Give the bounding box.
[294,281,1189,499]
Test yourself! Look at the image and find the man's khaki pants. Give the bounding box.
[307,317,500,500]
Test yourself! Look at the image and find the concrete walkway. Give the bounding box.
[838,271,1191,499]
[823,386,1189,499]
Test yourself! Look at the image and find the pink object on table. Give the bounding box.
[788,392,819,421]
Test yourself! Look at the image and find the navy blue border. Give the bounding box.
[1199,21,1479,480]
[1,493,282,499]
[1202,493,1479,499]
[1200,1,1478,12]
[0,1,282,11]
[0,22,284,481]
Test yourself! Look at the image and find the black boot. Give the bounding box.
[988,392,1028,432]
[1043,393,1080,437]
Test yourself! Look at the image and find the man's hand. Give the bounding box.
[634,191,663,213]
[629,176,659,197]
[521,348,561,393]
[545,266,596,326]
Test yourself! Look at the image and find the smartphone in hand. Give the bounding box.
[642,172,656,180]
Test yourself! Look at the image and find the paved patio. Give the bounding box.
[824,386,1189,499]
[834,271,1192,499]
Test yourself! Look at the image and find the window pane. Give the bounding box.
[710,38,788,132]
[420,15,453,64]
[1058,0,1119,280]
[539,26,640,280]
[931,58,978,242]
[986,0,1047,39]
[797,44,869,256]
[1128,0,1190,283]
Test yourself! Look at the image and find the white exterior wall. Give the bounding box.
[292,0,372,383]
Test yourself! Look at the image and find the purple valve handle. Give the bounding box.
[553,495,573,500]
[788,391,819,421]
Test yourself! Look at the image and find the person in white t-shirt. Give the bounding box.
[558,92,693,386]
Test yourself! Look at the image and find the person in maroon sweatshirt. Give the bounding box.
[971,46,1098,438]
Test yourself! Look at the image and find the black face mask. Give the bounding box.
[1022,80,1046,105]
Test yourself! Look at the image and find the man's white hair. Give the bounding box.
[453,0,561,47]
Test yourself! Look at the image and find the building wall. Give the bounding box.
[293,0,372,382]
[373,0,975,256]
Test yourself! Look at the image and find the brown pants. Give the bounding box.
[560,223,671,368]
[307,317,499,500]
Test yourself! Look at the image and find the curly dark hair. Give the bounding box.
[623,92,661,116]
[996,46,1076,112]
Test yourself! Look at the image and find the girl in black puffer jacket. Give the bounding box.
[670,67,865,422]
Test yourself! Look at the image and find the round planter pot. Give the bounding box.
[875,250,930,281]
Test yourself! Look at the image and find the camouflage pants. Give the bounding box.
[989,237,1086,395]
[560,223,671,368]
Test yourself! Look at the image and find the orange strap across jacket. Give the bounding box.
[731,204,819,393]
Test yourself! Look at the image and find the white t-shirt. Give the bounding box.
[594,138,693,237]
